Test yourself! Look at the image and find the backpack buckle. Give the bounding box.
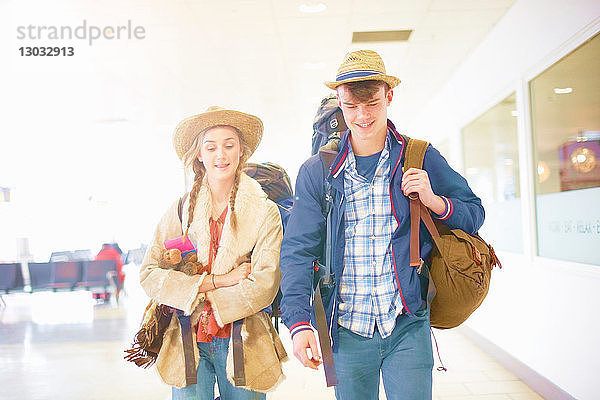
[472,246,482,265]
[417,258,424,274]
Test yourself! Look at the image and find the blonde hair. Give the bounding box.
[181,125,251,237]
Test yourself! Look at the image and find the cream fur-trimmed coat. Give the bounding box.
[139,174,288,391]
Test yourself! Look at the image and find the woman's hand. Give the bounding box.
[198,252,252,293]
[215,262,251,287]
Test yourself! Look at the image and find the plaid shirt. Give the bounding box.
[338,136,402,339]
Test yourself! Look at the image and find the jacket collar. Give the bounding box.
[187,173,267,272]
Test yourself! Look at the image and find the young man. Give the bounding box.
[279,50,485,399]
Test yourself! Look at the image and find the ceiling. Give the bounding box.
[0,0,517,255]
[4,0,515,174]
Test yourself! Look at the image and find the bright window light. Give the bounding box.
[299,3,327,13]
[553,87,573,94]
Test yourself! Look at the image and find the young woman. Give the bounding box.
[139,106,287,400]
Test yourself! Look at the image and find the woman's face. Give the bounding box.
[198,126,243,184]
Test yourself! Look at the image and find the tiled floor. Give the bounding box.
[0,269,544,400]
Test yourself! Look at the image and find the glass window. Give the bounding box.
[462,92,522,253]
[530,32,600,265]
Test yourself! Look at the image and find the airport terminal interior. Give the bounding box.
[1,0,599,399]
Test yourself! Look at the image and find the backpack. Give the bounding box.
[403,138,502,329]
[243,162,294,332]
[243,162,294,227]
[312,96,348,286]
[312,94,347,156]
[311,96,349,290]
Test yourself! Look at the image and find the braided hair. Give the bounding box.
[228,162,244,232]
[181,125,250,238]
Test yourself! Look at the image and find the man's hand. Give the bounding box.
[292,329,322,370]
[401,168,446,215]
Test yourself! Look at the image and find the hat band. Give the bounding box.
[336,70,383,82]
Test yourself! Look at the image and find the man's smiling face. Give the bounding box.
[337,82,393,145]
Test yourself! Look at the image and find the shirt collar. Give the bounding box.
[346,133,391,179]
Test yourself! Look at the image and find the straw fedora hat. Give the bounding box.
[173,106,263,160]
[325,49,401,90]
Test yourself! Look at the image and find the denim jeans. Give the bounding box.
[171,337,265,400]
[333,308,433,400]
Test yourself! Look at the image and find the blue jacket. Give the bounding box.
[279,121,485,350]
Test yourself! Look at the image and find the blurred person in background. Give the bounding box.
[95,242,124,302]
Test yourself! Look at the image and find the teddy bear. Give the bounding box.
[158,248,209,276]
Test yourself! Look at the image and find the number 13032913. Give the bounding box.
[19,47,75,56]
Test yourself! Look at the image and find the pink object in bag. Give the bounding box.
[164,235,196,257]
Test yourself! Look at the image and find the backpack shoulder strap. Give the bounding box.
[318,148,338,172]
[403,137,429,172]
[318,148,335,276]
[318,146,338,214]
[403,136,431,270]
[315,145,339,387]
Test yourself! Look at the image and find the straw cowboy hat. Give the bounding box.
[325,49,401,90]
[172,106,263,160]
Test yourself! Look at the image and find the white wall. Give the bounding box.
[408,1,600,399]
